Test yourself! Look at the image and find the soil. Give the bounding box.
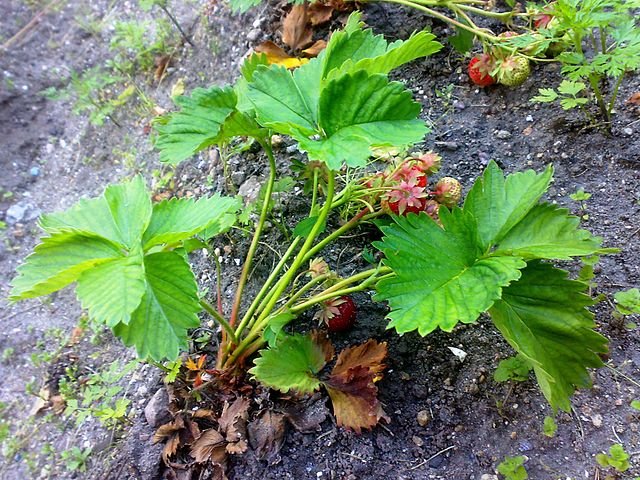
[1,1,639,479]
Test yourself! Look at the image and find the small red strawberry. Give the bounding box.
[316,296,357,332]
[384,179,427,215]
[468,54,496,87]
[534,13,553,29]
[433,177,462,207]
[496,56,530,87]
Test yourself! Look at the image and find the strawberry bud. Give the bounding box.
[434,177,462,207]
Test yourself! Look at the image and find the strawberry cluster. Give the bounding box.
[359,151,462,222]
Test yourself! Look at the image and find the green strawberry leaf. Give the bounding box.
[39,176,152,248]
[142,194,240,249]
[614,288,640,315]
[490,261,608,411]
[228,0,262,13]
[463,161,553,250]
[298,71,427,170]
[76,252,145,327]
[247,65,319,137]
[249,333,329,393]
[113,252,201,361]
[155,86,260,165]
[494,203,604,259]
[374,209,526,335]
[9,232,123,300]
[324,26,442,79]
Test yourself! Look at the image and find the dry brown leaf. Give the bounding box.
[282,4,313,51]
[307,3,334,25]
[325,365,388,433]
[310,330,335,363]
[255,41,308,69]
[627,92,640,105]
[192,409,216,419]
[51,395,66,415]
[332,339,387,379]
[285,395,329,433]
[218,398,249,454]
[522,126,533,136]
[302,39,327,58]
[247,410,286,461]
[190,429,227,464]
[154,414,201,463]
[323,340,389,433]
[154,55,171,82]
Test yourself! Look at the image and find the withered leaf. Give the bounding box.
[285,394,329,433]
[323,340,389,433]
[255,41,309,69]
[310,329,335,363]
[627,92,640,105]
[154,414,201,463]
[302,39,327,58]
[218,397,249,454]
[332,339,387,379]
[307,3,334,26]
[324,365,388,434]
[248,410,286,461]
[190,429,227,464]
[282,4,313,51]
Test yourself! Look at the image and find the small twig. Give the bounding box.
[611,425,623,444]
[572,406,585,440]
[0,0,62,52]
[407,445,456,471]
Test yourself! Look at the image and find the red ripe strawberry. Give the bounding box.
[385,180,427,215]
[317,296,357,332]
[468,54,496,87]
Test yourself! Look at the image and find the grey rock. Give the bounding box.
[495,129,512,140]
[239,176,262,204]
[623,127,633,136]
[6,201,41,225]
[144,388,171,428]
[247,28,261,42]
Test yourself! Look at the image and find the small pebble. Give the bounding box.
[623,127,633,136]
[496,129,512,139]
[29,166,40,177]
[412,435,424,447]
[591,414,603,428]
[416,410,431,427]
[526,114,534,122]
[246,28,261,42]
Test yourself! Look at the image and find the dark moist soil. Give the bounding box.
[1,1,639,479]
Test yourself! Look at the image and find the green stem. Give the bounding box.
[233,237,302,340]
[236,268,394,363]
[228,138,277,328]
[372,0,498,42]
[454,3,514,21]
[310,169,319,214]
[199,299,237,344]
[289,267,393,314]
[302,209,384,265]
[588,74,609,122]
[223,172,337,368]
[607,73,624,120]
[283,273,334,309]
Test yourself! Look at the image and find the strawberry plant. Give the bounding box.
[529,0,640,126]
[11,13,614,434]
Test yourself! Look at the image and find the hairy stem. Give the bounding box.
[200,299,237,344]
[228,138,277,328]
[223,172,337,368]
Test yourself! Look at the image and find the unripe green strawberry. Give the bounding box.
[497,56,530,87]
[433,177,462,207]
